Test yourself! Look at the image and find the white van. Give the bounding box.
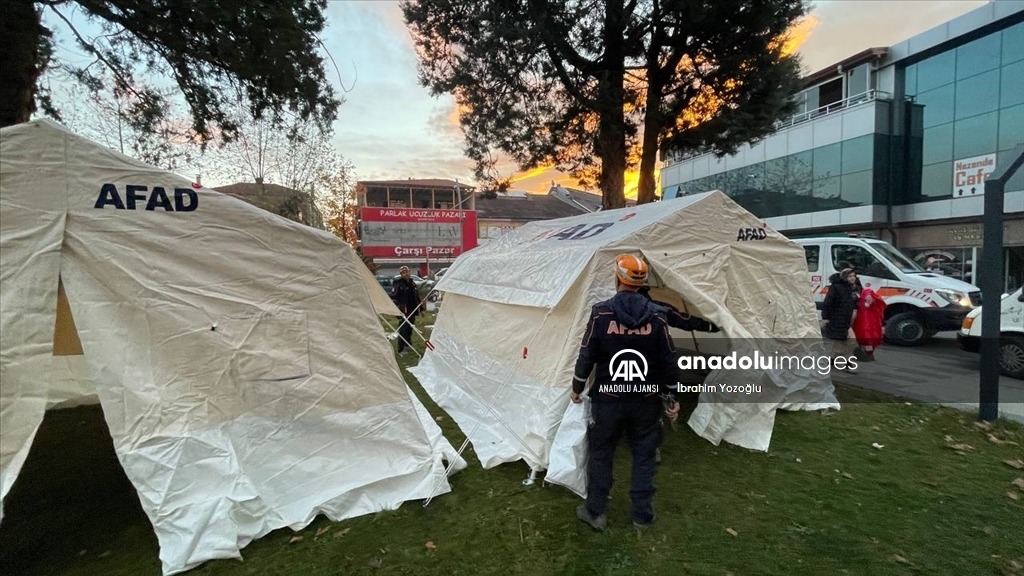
[958,287,1024,379]
[795,235,981,346]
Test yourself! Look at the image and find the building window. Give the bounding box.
[999,104,1024,152]
[389,199,407,208]
[813,176,841,207]
[953,111,999,159]
[788,151,814,189]
[922,123,954,165]
[920,161,953,200]
[904,64,918,96]
[1001,61,1024,109]
[916,49,956,93]
[1003,21,1024,66]
[804,86,819,113]
[813,143,841,182]
[818,78,844,109]
[841,171,872,206]
[847,64,870,99]
[917,84,955,128]
[955,69,1000,120]
[955,33,1002,81]
[999,149,1024,192]
[909,248,974,283]
[841,135,874,173]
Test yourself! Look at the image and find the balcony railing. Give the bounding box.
[772,89,891,131]
[662,90,892,165]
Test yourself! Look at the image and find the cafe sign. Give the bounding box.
[952,153,996,198]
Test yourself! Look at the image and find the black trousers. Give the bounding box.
[585,401,664,524]
[397,315,415,352]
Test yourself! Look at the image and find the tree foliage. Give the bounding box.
[1,0,340,144]
[56,70,200,170]
[403,0,807,207]
[318,157,359,247]
[209,105,357,237]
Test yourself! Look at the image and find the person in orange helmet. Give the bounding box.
[570,254,679,531]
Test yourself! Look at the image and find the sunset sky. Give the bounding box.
[44,1,990,196]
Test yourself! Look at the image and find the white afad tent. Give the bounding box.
[0,120,464,575]
[411,191,839,496]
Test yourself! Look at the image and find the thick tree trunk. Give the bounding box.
[597,0,627,210]
[0,0,46,127]
[637,92,663,205]
[597,110,627,210]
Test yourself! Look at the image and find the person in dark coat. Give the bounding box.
[569,255,680,531]
[391,266,421,354]
[821,268,859,371]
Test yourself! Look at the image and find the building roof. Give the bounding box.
[357,179,473,190]
[549,184,638,211]
[549,184,602,212]
[213,181,322,228]
[472,192,588,221]
[215,181,306,199]
[801,47,888,88]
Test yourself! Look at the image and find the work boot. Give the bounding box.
[576,504,607,532]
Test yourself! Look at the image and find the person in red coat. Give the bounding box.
[853,287,887,361]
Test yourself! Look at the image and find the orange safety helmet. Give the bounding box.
[615,254,648,287]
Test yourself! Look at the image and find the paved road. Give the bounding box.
[829,334,1024,423]
[673,333,1024,423]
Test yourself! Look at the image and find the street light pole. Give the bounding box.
[978,142,1024,421]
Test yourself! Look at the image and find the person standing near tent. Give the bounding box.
[852,284,886,361]
[392,266,421,354]
[821,268,858,371]
[569,254,680,531]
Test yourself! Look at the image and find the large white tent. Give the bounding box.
[0,120,463,575]
[411,191,839,496]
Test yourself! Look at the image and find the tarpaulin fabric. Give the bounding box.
[413,191,839,495]
[0,120,462,575]
[544,394,591,498]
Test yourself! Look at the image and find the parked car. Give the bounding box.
[958,287,1024,379]
[796,234,981,346]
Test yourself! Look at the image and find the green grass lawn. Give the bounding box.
[2,310,1023,576]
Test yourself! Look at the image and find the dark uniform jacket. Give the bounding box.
[572,291,677,403]
[821,273,857,340]
[391,277,421,318]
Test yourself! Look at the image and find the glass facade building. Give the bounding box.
[903,19,1024,203]
[675,133,887,217]
[659,4,1024,291]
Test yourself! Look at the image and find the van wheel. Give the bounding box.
[885,312,928,346]
[1000,337,1024,379]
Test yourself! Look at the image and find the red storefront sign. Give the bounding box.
[359,207,478,258]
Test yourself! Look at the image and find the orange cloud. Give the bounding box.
[777,15,818,57]
[510,163,556,184]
